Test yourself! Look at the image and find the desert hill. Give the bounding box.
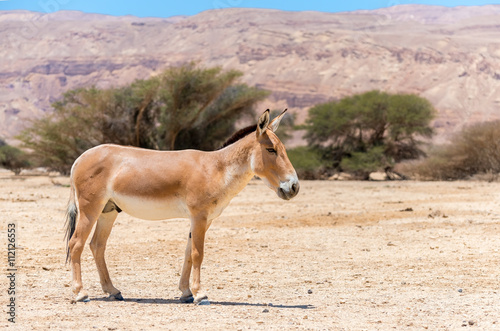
[1,5,500,144]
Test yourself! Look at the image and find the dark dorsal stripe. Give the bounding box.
[218,125,257,150]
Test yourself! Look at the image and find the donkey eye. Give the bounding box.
[266,148,277,155]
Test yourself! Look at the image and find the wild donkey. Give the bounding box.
[65,109,300,303]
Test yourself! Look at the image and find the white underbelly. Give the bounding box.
[113,193,189,220]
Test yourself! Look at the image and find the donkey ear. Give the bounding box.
[256,109,270,137]
[268,109,287,132]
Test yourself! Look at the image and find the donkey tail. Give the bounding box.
[64,185,78,264]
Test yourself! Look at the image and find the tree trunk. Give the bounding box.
[135,104,147,147]
[167,130,180,150]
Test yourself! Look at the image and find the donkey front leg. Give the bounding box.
[189,216,208,303]
[90,210,122,300]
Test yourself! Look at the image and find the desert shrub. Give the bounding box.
[401,120,500,180]
[0,140,31,175]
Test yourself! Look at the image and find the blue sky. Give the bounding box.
[1,0,499,17]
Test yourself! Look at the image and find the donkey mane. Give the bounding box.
[218,125,257,150]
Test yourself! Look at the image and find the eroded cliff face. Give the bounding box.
[2,5,500,143]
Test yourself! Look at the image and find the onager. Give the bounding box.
[65,109,300,303]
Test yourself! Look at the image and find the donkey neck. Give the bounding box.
[215,133,256,190]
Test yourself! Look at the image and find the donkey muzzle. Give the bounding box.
[277,178,300,200]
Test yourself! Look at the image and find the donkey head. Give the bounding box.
[251,109,300,200]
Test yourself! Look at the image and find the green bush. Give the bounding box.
[0,141,30,175]
[287,146,329,179]
[340,146,390,179]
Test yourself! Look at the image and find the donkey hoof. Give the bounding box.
[194,295,209,304]
[197,298,210,306]
[71,292,89,304]
[180,295,194,303]
[109,292,123,301]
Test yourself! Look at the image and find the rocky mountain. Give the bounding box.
[1,5,500,144]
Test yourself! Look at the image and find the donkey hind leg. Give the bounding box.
[69,209,101,303]
[179,232,194,303]
[189,217,209,304]
[89,210,122,300]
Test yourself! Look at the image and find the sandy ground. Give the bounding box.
[1,170,500,330]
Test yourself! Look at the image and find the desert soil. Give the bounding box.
[1,170,500,330]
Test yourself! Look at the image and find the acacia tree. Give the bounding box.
[385,93,435,160]
[18,62,269,173]
[157,63,243,150]
[304,90,435,176]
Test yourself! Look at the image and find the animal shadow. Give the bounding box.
[92,296,314,309]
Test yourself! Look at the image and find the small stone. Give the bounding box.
[307,289,313,294]
[369,172,387,181]
[468,320,475,326]
[262,309,269,313]
[458,288,463,293]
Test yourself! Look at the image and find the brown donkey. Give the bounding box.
[65,109,299,304]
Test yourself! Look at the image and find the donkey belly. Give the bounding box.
[112,193,189,220]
